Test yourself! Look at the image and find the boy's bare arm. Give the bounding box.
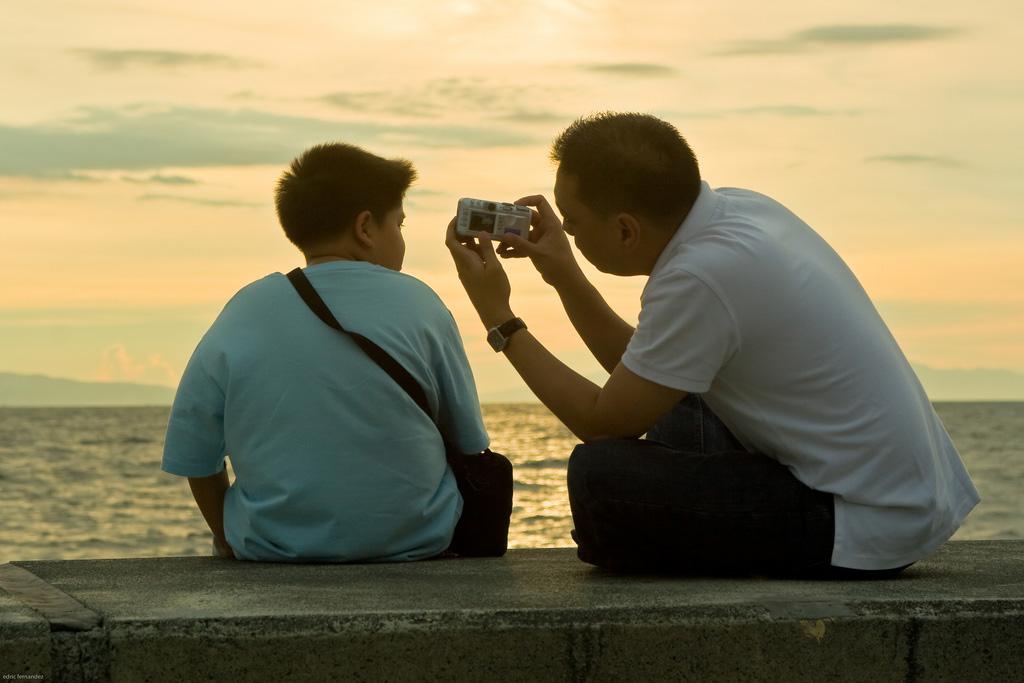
[188,466,235,558]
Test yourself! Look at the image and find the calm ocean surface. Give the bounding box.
[0,403,1020,562]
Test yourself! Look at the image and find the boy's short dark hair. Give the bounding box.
[551,112,700,227]
[275,143,417,251]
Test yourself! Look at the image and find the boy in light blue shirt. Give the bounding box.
[162,143,489,562]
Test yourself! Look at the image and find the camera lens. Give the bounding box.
[486,202,496,211]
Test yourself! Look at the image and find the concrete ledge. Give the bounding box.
[0,591,51,679]
[2,541,1022,682]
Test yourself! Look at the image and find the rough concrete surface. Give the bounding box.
[1,541,1022,682]
[0,591,51,679]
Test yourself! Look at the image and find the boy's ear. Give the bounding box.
[352,210,375,249]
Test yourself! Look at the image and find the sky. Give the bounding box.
[1,0,1022,401]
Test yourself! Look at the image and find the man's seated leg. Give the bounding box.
[567,438,834,576]
[646,394,746,454]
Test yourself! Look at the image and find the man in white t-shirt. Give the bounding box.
[445,112,979,577]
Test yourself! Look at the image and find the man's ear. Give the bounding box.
[351,210,375,249]
[616,213,641,250]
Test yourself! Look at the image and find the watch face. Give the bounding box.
[486,327,506,351]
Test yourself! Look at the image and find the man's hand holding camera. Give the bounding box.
[496,195,582,289]
[445,217,514,329]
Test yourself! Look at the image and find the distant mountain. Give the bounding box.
[911,364,1024,402]
[0,372,175,407]
[2,363,1022,408]
[481,365,1024,404]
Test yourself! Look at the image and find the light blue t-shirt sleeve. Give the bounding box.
[433,309,490,455]
[162,345,227,477]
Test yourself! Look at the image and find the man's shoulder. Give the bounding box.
[712,185,782,207]
[676,187,806,267]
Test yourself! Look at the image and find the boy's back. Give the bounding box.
[162,260,489,561]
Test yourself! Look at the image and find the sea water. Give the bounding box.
[0,403,1020,561]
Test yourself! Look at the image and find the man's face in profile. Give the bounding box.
[553,170,621,274]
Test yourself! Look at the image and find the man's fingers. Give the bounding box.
[497,232,536,257]
[445,218,488,278]
[478,232,498,265]
[525,207,543,228]
[444,216,461,250]
[446,217,479,250]
[515,195,559,225]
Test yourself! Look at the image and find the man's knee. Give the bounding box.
[567,440,620,502]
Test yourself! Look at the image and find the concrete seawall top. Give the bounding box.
[2,540,1023,682]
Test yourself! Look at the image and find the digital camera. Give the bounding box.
[456,198,531,238]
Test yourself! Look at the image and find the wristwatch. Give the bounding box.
[486,317,527,352]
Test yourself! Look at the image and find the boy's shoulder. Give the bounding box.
[214,265,452,329]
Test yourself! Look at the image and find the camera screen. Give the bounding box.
[468,211,497,233]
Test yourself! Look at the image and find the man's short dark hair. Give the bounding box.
[275,143,416,251]
[551,112,700,227]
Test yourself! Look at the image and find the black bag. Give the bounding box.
[286,268,513,557]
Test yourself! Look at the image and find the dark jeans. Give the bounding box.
[567,395,910,579]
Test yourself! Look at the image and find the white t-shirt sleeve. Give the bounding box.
[622,268,739,394]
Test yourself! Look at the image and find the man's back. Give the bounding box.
[162,261,489,562]
[624,182,980,569]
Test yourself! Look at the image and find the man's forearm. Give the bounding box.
[554,267,635,374]
[481,309,603,441]
[188,467,230,543]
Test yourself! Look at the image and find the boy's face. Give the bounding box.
[371,204,406,271]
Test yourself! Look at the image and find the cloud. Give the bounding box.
[0,104,538,175]
[70,48,259,70]
[579,63,677,77]
[717,24,964,56]
[137,193,262,208]
[796,25,963,44]
[2,171,102,182]
[122,174,200,185]
[492,109,569,124]
[96,344,176,386]
[730,105,860,117]
[320,78,565,124]
[866,154,966,168]
[659,104,861,121]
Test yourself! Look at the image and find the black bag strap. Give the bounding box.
[286,267,435,426]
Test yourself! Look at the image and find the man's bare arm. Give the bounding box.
[493,323,684,442]
[446,221,683,441]
[552,267,634,374]
[497,195,634,373]
[187,466,234,558]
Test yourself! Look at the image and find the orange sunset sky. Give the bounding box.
[2,1,1022,401]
